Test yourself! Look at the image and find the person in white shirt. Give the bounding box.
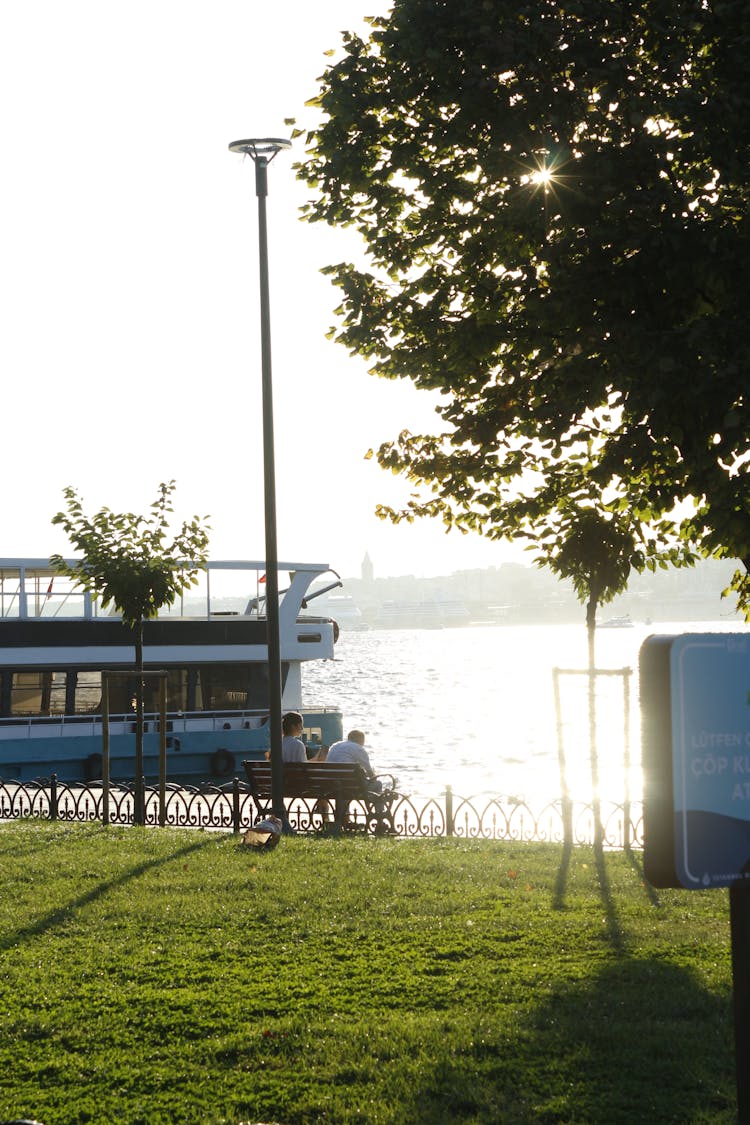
[326,730,373,774]
[326,730,383,826]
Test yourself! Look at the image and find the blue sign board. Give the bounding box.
[641,633,750,889]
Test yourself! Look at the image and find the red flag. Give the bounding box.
[259,574,266,584]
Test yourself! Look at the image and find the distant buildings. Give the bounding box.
[335,556,742,628]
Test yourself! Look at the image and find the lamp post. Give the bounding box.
[229,137,291,825]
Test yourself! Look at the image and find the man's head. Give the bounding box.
[347,729,365,746]
[283,711,304,736]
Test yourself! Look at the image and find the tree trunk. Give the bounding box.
[586,595,603,849]
[135,621,145,825]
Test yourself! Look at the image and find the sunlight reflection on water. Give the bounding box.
[302,619,747,804]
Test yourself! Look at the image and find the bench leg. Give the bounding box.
[313,799,339,836]
[332,798,350,834]
[252,797,272,823]
[366,798,395,836]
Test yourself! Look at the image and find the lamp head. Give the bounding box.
[228,138,292,160]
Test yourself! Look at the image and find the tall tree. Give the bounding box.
[51,482,210,820]
[297,0,750,615]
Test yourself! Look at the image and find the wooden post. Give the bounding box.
[587,630,603,851]
[445,785,454,837]
[102,674,110,828]
[50,773,58,821]
[158,674,167,827]
[232,776,241,834]
[553,668,573,848]
[622,667,632,851]
[730,881,750,1124]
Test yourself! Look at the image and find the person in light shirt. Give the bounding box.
[327,730,378,782]
[326,729,383,826]
[281,711,307,763]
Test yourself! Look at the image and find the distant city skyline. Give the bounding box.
[334,555,742,626]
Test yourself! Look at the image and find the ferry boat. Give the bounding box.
[0,558,343,785]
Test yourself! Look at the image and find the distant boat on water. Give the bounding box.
[373,599,471,630]
[598,614,634,629]
[302,591,369,631]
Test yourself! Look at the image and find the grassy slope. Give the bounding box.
[0,822,737,1124]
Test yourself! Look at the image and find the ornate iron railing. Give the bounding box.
[0,776,644,849]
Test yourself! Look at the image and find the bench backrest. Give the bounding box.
[243,760,369,800]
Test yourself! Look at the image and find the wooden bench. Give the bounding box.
[242,761,397,835]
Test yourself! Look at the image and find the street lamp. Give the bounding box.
[229,137,292,825]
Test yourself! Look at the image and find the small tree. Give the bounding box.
[51,481,210,817]
[533,506,644,845]
[533,508,649,661]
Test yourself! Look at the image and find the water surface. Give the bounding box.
[302,619,746,803]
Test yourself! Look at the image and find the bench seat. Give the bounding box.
[242,760,396,834]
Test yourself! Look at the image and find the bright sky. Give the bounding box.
[0,1,521,580]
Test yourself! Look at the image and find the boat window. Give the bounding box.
[99,673,138,715]
[78,671,187,716]
[141,669,189,714]
[9,671,67,715]
[0,663,288,717]
[167,669,189,712]
[196,666,251,710]
[194,664,277,711]
[75,671,104,714]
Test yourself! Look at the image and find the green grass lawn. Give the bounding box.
[0,822,737,1124]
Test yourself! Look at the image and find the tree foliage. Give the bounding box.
[541,507,639,623]
[51,482,210,810]
[50,481,210,628]
[298,0,750,615]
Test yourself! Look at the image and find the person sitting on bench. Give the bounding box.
[281,711,307,763]
[327,730,382,796]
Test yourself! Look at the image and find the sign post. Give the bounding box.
[731,882,750,1123]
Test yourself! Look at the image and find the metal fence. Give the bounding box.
[0,775,644,849]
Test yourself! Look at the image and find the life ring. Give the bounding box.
[211,748,236,777]
[84,752,103,782]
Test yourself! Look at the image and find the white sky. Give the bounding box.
[0,0,522,580]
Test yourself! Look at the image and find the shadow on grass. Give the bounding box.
[626,846,662,906]
[555,839,664,953]
[0,835,213,952]
[391,957,732,1124]
[594,842,626,956]
[553,840,572,911]
[517,955,733,1124]
[554,840,626,955]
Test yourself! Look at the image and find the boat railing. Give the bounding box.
[0,705,342,739]
[1,709,262,739]
[0,558,337,620]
